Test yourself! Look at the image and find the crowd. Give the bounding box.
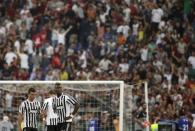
[0,0,195,130]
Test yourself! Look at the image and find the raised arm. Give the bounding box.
[64,26,73,35]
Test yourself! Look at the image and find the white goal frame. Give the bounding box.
[0,80,125,131]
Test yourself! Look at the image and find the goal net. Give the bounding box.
[0,81,135,131]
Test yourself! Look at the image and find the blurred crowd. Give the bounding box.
[0,0,195,130]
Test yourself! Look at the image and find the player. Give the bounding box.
[18,88,41,131]
[53,83,80,131]
[87,113,99,131]
[65,93,80,131]
[177,110,189,131]
[41,90,58,131]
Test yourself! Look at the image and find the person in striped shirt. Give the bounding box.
[41,90,58,131]
[18,87,41,131]
[53,83,80,131]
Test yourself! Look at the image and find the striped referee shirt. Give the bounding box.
[19,99,41,128]
[42,97,58,126]
[52,93,78,123]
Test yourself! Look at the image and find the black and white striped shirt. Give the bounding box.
[66,95,79,122]
[42,97,58,126]
[19,99,41,128]
[52,93,77,123]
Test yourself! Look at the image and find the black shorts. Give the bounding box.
[57,122,72,131]
[46,125,58,131]
[23,127,37,131]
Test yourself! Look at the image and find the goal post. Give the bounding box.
[0,81,127,131]
[119,81,124,131]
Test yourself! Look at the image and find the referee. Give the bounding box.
[53,83,80,131]
[18,87,41,131]
[41,90,58,131]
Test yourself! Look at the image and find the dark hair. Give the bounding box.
[55,83,61,88]
[55,82,60,85]
[48,89,55,95]
[28,88,36,94]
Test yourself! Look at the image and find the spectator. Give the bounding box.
[0,116,13,131]
[5,92,13,111]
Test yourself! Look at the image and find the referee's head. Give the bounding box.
[48,89,56,97]
[54,83,62,97]
[28,87,36,101]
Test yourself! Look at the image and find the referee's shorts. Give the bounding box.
[57,122,72,131]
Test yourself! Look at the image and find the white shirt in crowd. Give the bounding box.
[188,56,195,69]
[14,40,21,53]
[119,63,129,73]
[58,32,66,45]
[52,29,58,42]
[123,8,131,23]
[140,48,148,62]
[56,27,72,45]
[19,52,29,69]
[46,44,54,58]
[24,39,34,55]
[27,0,34,9]
[179,74,188,86]
[132,23,139,36]
[79,51,87,69]
[117,24,130,38]
[0,26,6,38]
[4,52,17,66]
[5,93,13,109]
[153,60,163,71]
[100,12,107,23]
[72,4,84,19]
[76,70,87,78]
[162,80,171,91]
[159,21,165,30]
[99,58,112,71]
[25,16,34,30]
[164,73,172,85]
[125,0,131,5]
[177,42,186,55]
[152,8,164,23]
[156,32,165,45]
[20,9,30,20]
[5,21,13,31]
